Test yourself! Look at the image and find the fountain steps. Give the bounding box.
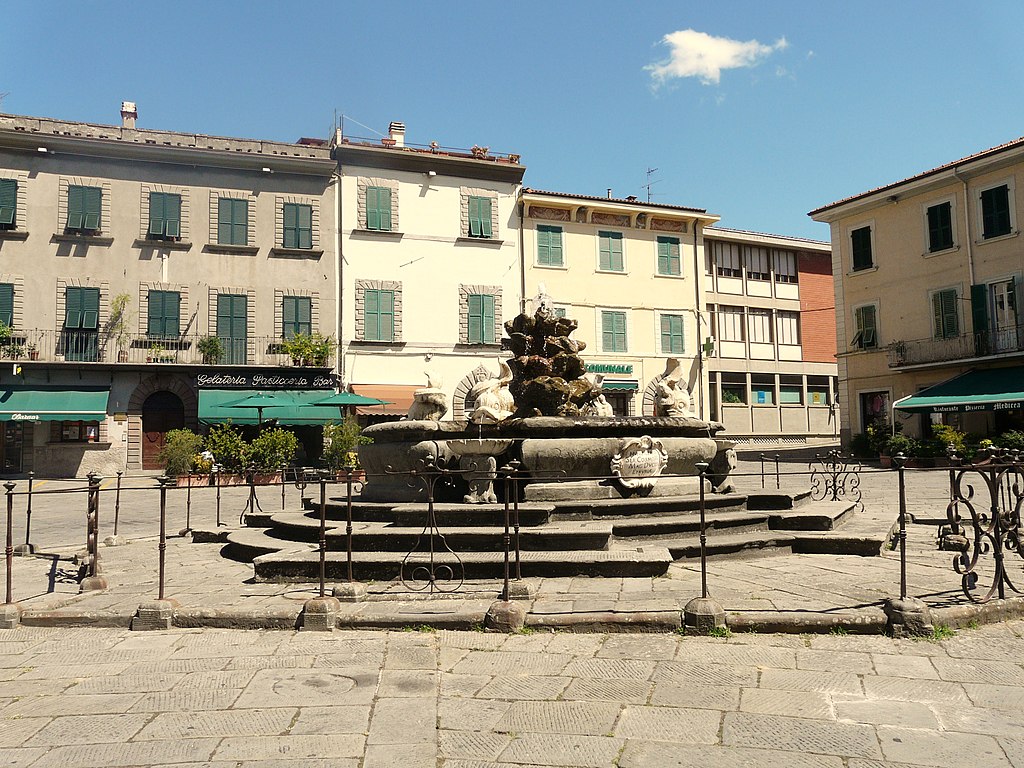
[611,502,854,538]
[663,529,885,560]
[304,499,555,527]
[250,547,674,582]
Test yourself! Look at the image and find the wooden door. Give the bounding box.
[142,391,185,470]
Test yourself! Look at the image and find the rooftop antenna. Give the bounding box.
[643,167,661,203]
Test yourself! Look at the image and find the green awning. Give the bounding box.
[199,390,339,425]
[601,380,639,391]
[894,367,1024,414]
[0,386,110,422]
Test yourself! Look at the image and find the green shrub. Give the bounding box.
[931,424,967,456]
[158,429,204,476]
[248,428,299,471]
[204,422,249,472]
[885,433,917,458]
[849,432,872,457]
[322,417,372,470]
[866,417,899,455]
[997,430,1024,451]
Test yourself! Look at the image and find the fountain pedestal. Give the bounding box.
[447,439,513,504]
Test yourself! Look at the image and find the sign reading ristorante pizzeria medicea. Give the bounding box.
[196,370,340,390]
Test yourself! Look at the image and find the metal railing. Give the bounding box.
[0,329,331,367]
[888,325,1024,368]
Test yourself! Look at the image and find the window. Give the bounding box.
[981,184,1012,239]
[365,187,392,232]
[718,306,745,342]
[776,310,800,346]
[148,192,181,240]
[774,249,798,283]
[0,283,13,327]
[721,374,746,404]
[926,201,954,252]
[0,179,16,229]
[751,376,775,405]
[657,237,681,276]
[660,314,684,354]
[747,309,773,343]
[468,196,493,238]
[66,185,102,233]
[216,294,248,364]
[931,288,959,339]
[779,380,803,404]
[598,231,624,271]
[851,226,873,271]
[362,290,394,342]
[851,304,877,349]
[467,294,496,344]
[54,420,100,443]
[713,241,741,277]
[283,296,312,340]
[218,198,248,246]
[536,225,563,266]
[64,286,100,362]
[601,310,627,352]
[807,376,831,406]
[147,290,181,338]
[746,246,770,281]
[552,306,567,319]
[283,203,312,249]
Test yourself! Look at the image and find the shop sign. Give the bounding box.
[196,370,339,390]
[587,363,633,375]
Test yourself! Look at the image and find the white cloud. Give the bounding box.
[645,29,789,87]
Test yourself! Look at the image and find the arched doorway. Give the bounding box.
[142,391,185,470]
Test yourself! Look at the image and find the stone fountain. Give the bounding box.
[358,303,731,504]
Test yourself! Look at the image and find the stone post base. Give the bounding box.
[103,535,127,547]
[12,543,34,556]
[683,596,726,635]
[332,582,367,603]
[883,597,934,638]
[506,580,533,600]
[301,596,342,631]
[0,603,21,629]
[131,600,175,631]
[485,600,526,633]
[79,575,109,593]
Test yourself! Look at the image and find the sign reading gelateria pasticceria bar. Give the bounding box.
[195,370,340,390]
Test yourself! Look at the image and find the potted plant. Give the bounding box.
[157,429,205,483]
[307,332,334,367]
[205,422,249,484]
[281,333,312,366]
[322,417,372,481]
[27,343,38,361]
[108,292,132,363]
[248,427,298,483]
[198,335,224,365]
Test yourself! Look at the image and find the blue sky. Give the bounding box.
[3,1,1023,239]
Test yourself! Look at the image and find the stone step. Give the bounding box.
[554,494,748,519]
[302,498,397,522]
[390,503,553,528]
[612,510,770,538]
[252,546,673,581]
[664,528,885,560]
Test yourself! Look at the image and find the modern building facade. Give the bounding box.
[334,123,525,421]
[0,105,338,475]
[520,189,719,418]
[810,135,1024,445]
[703,227,839,445]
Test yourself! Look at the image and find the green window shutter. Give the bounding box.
[970,284,989,334]
[468,197,492,238]
[480,198,492,238]
[0,179,16,226]
[148,290,164,336]
[165,194,181,238]
[366,188,380,231]
[467,294,482,342]
[537,226,563,266]
[482,294,495,343]
[297,204,312,248]
[981,186,1011,238]
[283,296,312,339]
[600,232,623,271]
[932,290,959,339]
[0,284,13,327]
[283,203,298,248]
[379,290,394,341]
[661,314,684,353]
[165,291,180,336]
[602,311,626,352]
[149,193,165,236]
[66,186,84,230]
[927,203,953,252]
[218,198,248,245]
[658,237,680,275]
[83,187,101,231]
[366,187,392,231]
[856,305,877,348]
[851,226,872,270]
[364,289,379,341]
[148,290,181,337]
[67,186,101,231]
[81,288,100,330]
[65,287,82,329]
[217,294,247,364]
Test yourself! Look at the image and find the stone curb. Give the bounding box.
[527,610,681,633]
[726,610,887,634]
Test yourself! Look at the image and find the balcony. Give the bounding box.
[0,330,332,368]
[888,326,1024,368]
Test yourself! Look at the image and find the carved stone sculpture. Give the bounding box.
[407,372,448,421]
[468,361,515,424]
[655,358,692,418]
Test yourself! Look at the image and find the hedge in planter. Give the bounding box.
[158,429,205,477]
[249,428,299,472]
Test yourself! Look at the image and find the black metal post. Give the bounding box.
[896,454,908,601]
[990,466,1006,601]
[215,469,222,527]
[775,454,781,490]
[86,473,100,580]
[345,468,354,583]
[112,470,122,538]
[180,472,192,537]
[500,465,511,601]
[158,476,171,600]
[511,460,522,582]
[22,472,34,551]
[281,464,287,511]
[760,453,765,489]
[696,462,710,599]
[318,473,327,598]
[4,482,14,605]
[240,464,262,523]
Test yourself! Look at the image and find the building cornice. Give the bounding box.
[335,143,525,184]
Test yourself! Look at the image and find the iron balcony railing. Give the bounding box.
[0,329,332,367]
[888,325,1024,368]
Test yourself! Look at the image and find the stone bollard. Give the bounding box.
[332,582,367,603]
[485,600,526,633]
[132,599,176,631]
[683,596,726,635]
[301,595,342,631]
[883,597,934,638]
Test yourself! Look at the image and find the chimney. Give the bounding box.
[388,121,406,148]
[120,101,138,129]
[607,188,613,199]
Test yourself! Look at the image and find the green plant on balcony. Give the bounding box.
[108,292,132,362]
[281,332,334,367]
[198,335,224,365]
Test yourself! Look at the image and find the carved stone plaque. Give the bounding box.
[611,436,668,491]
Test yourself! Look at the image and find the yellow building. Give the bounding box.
[521,190,719,418]
[810,136,1024,445]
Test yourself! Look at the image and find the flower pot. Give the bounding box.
[335,469,365,484]
[215,473,245,486]
[253,471,282,485]
[117,350,128,363]
[176,474,211,487]
[28,350,39,361]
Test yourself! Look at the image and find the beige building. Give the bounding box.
[0,105,338,475]
[810,136,1024,444]
[521,189,719,418]
[703,227,839,445]
[334,123,525,420]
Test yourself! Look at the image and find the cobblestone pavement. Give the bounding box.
[1,620,1024,766]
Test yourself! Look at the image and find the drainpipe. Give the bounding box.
[334,169,344,387]
[692,219,704,420]
[518,185,526,314]
[953,168,976,288]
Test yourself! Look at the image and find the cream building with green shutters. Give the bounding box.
[811,135,1024,445]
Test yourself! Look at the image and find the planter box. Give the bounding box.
[215,473,246,486]
[252,471,283,485]
[334,469,366,484]
[176,474,211,487]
